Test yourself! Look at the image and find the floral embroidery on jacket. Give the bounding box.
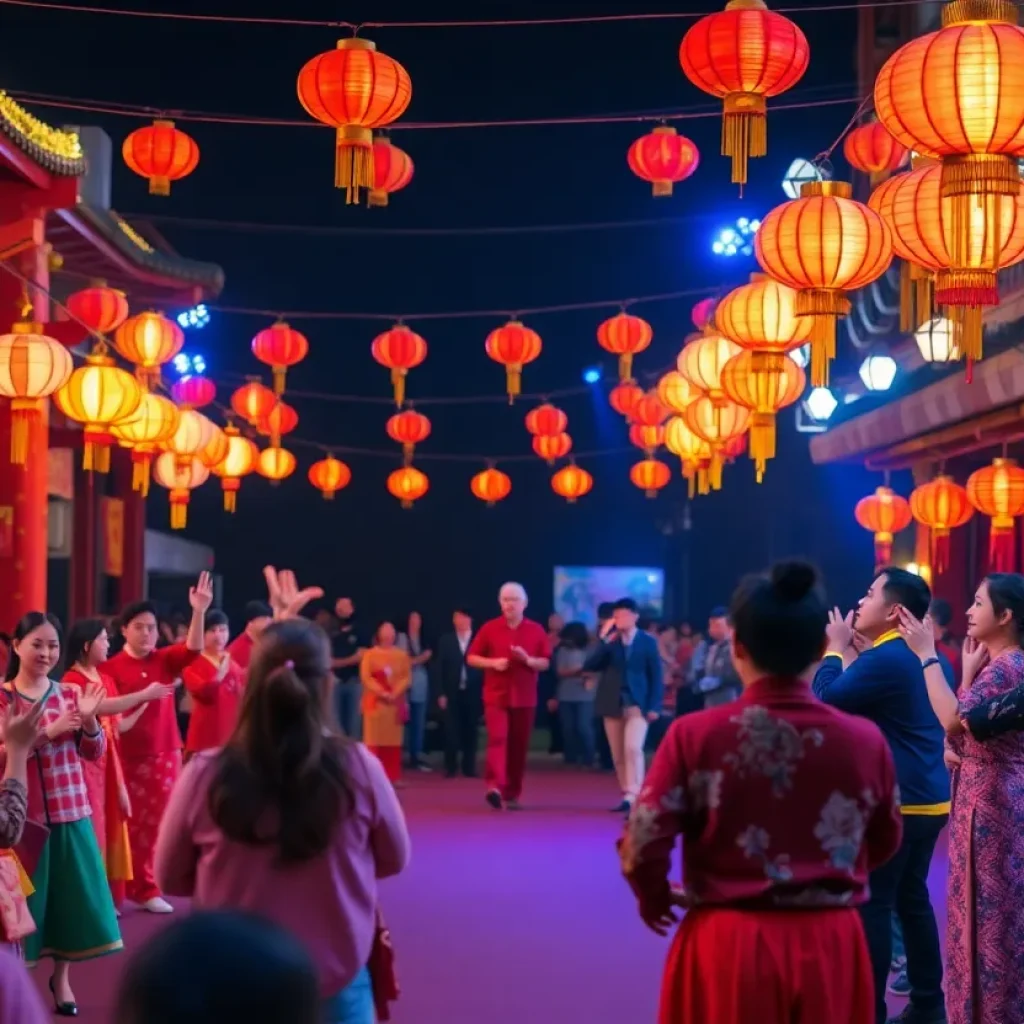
[619,793,683,874]
[688,770,723,813]
[736,825,793,882]
[724,705,824,797]
[813,791,868,874]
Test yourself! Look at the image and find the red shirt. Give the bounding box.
[226,631,255,672]
[467,617,551,709]
[183,654,245,753]
[619,677,902,921]
[105,643,199,759]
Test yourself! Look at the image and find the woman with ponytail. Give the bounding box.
[154,573,410,1024]
[618,562,902,1024]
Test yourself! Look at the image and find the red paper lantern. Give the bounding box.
[113,310,185,387]
[370,137,414,207]
[308,455,352,499]
[626,126,699,197]
[65,284,129,335]
[533,433,572,465]
[371,323,427,406]
[630,458,672,498]
[843,122,908,185]
[258,400,299,446]
[485,320,542,401]
[524,403,568,438]
[386,408,431,460]
[388,465,429,508]
[551,464,593,503]
[630,392,670,428]
[230,380,276,424]
[172,376,216,409]
[679,0,810,185]
[297,38,412,202]
[854,486,912,567]
[596,312,654,382]
[470,467,512,506]
[609,381,644,418]
[629,423,665,458]
[122,120,199,196]
[909,475,974,573]
[251,321,309,395]
[966,458,1024,572]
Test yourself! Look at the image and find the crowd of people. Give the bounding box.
[0,558,1021,1023]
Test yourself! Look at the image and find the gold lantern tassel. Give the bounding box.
[149,175,171,197]
[797,288,850,389]
[368,189,389,208]
[402,443,414,465]
[132,452,152,497]
[401,498,412,510]
[392,368,407,407]
[170,495,187,530]
[223,485,237,513]
[722,89,767,189]
[619,353,633,381]
[697,467,711,496]
[323,489,335,501]
[750,412,776,484]
[899,262,913,333]
[686,473,696,500]
[505,366,522,405]
[709,453,724,491]
[272,367,286,396]
[335,126,375,204]
[9,402,33,466]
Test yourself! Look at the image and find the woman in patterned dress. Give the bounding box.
[899,574,1024,1024]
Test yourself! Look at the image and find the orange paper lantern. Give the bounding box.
[308,455,352,499]
[909,475,974,573]
[258,400,299,447]
[683,396,751,490]
[854,486,913,567]
[626,126,699,197]
[485,320,542,401]
[371,324,427,407]
[297,38,412,202]
[843,121,907,185]
[676,333,742,402]
[471,467,512,506]
[65,284,129,336]
[0,322,73,464]
[166,409,217,473]
[524,403,568,438]
[678,0,809,185]
[113,311,184,387]
[257,446,297,483]
[152,452,208,529]
[629,423,665,458]
[252,322,309,395]
[122,119,199,196]
[231,380,277,424]
[370,137,414,207]
[966,458,1024,572]
[596,312,654,382]
[386,408,431,460]
[609,381,644,418]
[197,423,230,471]
[388,465,429,508]
[656,371,698,415]
[111,391,180,496]
[210,424,259,512]
[551,463,593,503]
[630,392,670,428]
[171,376,216,409]
[755,180,893,387]
[533,432,572,465]
[630,458,672,498]
[665,416,715,496]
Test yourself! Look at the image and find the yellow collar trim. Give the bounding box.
[873,629,901,649]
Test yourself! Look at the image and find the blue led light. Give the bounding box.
[176,304,210,330]
[712,217,760,257]
[172,353,207,378]
[582,365,603,384]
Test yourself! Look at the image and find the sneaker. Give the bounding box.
[141,896,174,914]
[415,762,432,773]
[888,969,911,996]
[610,799,631,813]
[886,1005,947,1024]
[485,789,503,810]
[890,955,907,974]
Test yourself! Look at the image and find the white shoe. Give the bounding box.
[141,896,174,914]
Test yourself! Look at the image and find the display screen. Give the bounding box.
[553,566,664,630]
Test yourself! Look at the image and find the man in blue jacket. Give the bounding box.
[584,597,663,815]
[813,568,948,1024]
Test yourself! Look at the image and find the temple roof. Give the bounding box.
[0,91,84,177]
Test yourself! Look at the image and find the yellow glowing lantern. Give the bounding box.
[111,391,181,496]
[211,424,259,512]
[152,451,208,529]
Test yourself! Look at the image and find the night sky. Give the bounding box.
[8,0,889,631]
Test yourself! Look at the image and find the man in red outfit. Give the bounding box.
[468,582,551,810]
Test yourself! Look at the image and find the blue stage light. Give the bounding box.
[582,365,603,384]
[176,304,210,330]
[712,217,761,257]
[172,352,207,378]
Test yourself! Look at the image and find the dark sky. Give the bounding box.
[9,0,888,630]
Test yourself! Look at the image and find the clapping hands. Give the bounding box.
[2,699,44,755]
[76,682,105,722]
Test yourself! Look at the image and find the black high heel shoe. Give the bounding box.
[49,976,78,1017]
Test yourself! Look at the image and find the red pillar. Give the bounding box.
[115,447,145,608]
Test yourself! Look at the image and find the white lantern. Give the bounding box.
[782,158,822,200]
[859,355,898,392]
[914,317,957,364]
[804,387,838,422]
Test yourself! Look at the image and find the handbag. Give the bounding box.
[13,748,51,877]
[368,906,399,1022]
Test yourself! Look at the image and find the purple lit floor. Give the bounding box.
[35,762,947,1024]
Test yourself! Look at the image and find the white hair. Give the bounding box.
[499,582,528,604]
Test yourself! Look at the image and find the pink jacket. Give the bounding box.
[154,743,410,998]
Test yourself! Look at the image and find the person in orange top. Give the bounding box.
[183,611,246,757]
[226,601,273,674]
[359,623,412,782]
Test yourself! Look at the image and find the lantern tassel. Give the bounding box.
[401,498,412,510]
[149,176,171,197]
[368,189,389,208]
[272,367,286,396]
[170,497,187,530]
[797,288,849,389]
[83,439,111,474]
[874,533,894,569]
[391,368,407,407]
[750,413,776,485]
[323,490,335,501]
[932,531,951,576]
[223,488,237,514]
[618,353,633,381]
[990,524,1015,573]
[9,406,33,466]
[722,93,766,188]
[697,467,711,496]
[686,473,696,500]
[709,453,724,491]
[131,452,152,497]
[335,126,375,204]
[505,366,522,404]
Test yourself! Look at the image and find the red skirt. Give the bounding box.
[659,907,873,1024]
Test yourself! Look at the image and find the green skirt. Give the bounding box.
[24,818,123,964]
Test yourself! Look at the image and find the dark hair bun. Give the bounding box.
[265,662,310,716]
[771,561,818,603]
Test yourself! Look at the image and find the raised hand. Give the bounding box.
[825,607,855,652]
[962,636,990,687]
[263,566,324,621]
[897,607,937,661]
[189,571,215,613]
[77,682,105,721]
[2,699,44,754]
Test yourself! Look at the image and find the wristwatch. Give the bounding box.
[920,656,940,671]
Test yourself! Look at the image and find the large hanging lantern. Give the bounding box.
[609,380,644,418]
[257,446,297,483]
[371,323,427,406]
[113,311,184,387]
[296,38,412,202]
[678,0,809,186]
[966,458,1024,572]
[629,423,665,459]
[868,163,1024,371]
[172,375,216,409]
[54,352,142,472]
[909,475,974,573]
[855,486,912,567]
[110,391,180,496]
[596,312,654,381]
[551,463,593,503]
[665,416,715,497]
[308,455,352,499]
[715,272,813,373]
[386,408,431,461]
[471,467,512,506]
[369,136,414,207]
[66,284,129,336]
[721,351,805,481]
[166,408,217,473]
[210,425,259,513]
[388,465,429,508]
[252,321,309,395]
[122,120,199,196]
[533,432,572,465]
[656,370,698,415]
[755,180,893,387]
[0,322,73,464]
[626,126,699,197]
[843,121,908,185]
[231,379,276,424]
[152,452,208,529]
[676,332,742,403]
[257,399,299,448]
[197,422,230,470]
[524,403,568,438]
[630,392,670,428]
[684,396,751,490]
[485,320,542,402]
[630,458,671,498]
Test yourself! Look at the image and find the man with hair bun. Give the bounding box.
[467,582,551,810]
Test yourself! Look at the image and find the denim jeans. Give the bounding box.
[892,914,905,962]
[558,700,595,765]
[323,967,373,1024]
[335,680,362,739]
[406,699,427,763]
